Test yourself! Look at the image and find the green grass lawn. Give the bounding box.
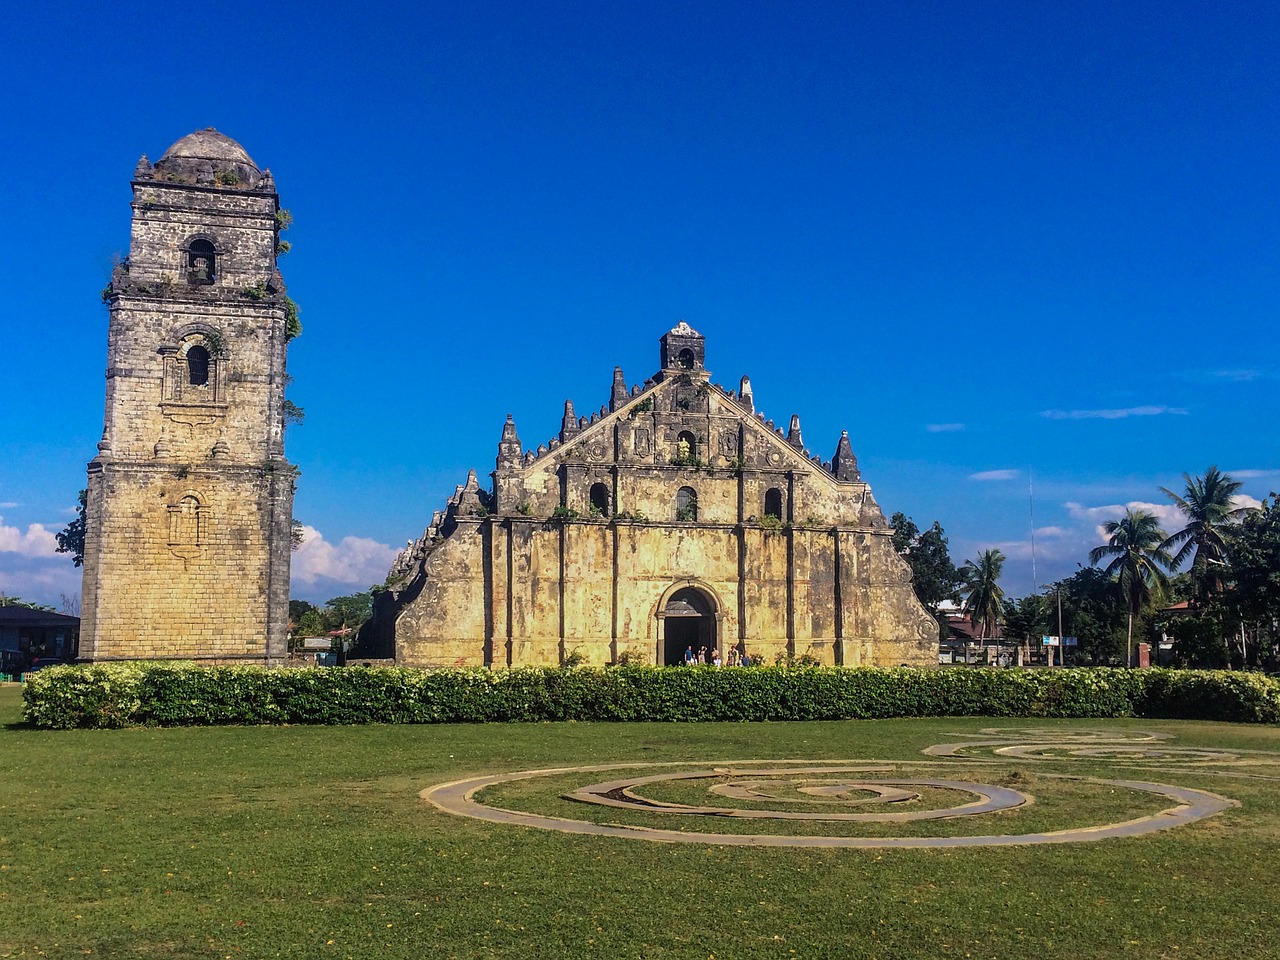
[3,682,1279,959]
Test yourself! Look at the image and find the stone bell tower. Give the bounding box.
[80,128,295,663]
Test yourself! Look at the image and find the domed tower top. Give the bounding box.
[149,128,264,189]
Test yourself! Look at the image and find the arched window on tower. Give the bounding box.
[677,348,695,369]
[676,486,698,522]
[187,345,211,386]
[589,482,611,518]
[764,488,784,520]
[188,239,217,284]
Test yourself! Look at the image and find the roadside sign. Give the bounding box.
[1042,635,1059,646]
[1062,636,1078,647]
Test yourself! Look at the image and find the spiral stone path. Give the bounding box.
[421,729,1250,848]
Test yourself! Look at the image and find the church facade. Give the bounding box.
[370,323,938,668]
[79,130,295,663]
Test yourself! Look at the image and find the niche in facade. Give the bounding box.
[675,431,698,464]
[589,482,611,517]
[764,487,784,520]
[676,486,698,521]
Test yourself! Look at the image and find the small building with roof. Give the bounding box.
[0,606,80,672]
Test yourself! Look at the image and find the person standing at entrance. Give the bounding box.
[683,646,695,666]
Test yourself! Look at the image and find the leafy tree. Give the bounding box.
[1002,594,1048,665]
[323,591,375,633]
[1163,606,1231,668]
[289,599,316,622]
[1089,508,1173,666]
[1160,466,1254,596]
[890,513,961,635]
[294,609,326,638]
[1046,567,1128,665]
[1229,493,1280,665]
[0,596,56,612]
[55,489,87,567]
[960,549,1006,642]
[889,513,919,557]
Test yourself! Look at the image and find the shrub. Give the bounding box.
[21,662,146,729]
[21,665,1280,730]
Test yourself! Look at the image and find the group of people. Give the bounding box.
[682,645,751,667]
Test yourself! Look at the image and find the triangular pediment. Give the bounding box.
[511,371,853,489]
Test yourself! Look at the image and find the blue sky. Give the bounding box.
[2,1,1277,608]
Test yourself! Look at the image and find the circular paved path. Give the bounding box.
[420,756,1237,848]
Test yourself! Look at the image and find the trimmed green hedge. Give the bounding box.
[20,663,1280,730]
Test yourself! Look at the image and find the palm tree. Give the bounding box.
[1160,466,1255,597]
[960,549,1006,660]
[1088,508,1173,665]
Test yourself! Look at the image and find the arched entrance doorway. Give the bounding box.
[660,586,717,666]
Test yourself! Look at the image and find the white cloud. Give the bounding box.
[0,516,59,557]
[291,525,398,588]
[1034,526,1068,538]
[969,469,1020,481]
[1233,494,1263,511]
[1225,469,1278,480]
[926,423,965,433]
[0,502,19,509]
[960,537,1074,564]
[1040,406,1187,420]
[0,560,82,604]
[1063,500,1184,545]
[1209,369,1260,382]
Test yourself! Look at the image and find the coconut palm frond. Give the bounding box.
[1160,466,1257,595]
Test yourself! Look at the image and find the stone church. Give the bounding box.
[367,323,938,667]
[79,129,294,663]
[79,128,934,668]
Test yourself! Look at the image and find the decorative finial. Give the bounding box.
[787,415,803,449]
[560,399,579,442]
[611,366,627,411]
[833,430,860,482]
[496,414,522,468]
[211,431,230,459]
